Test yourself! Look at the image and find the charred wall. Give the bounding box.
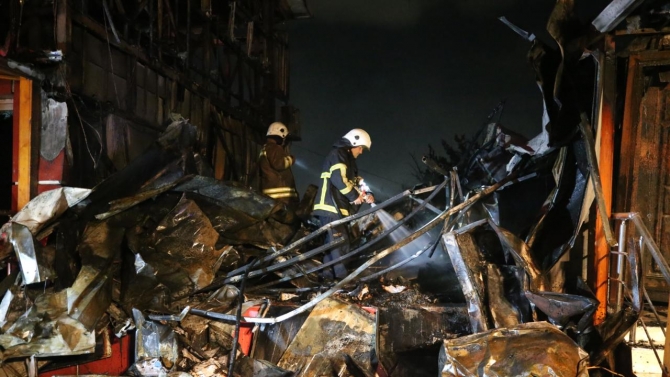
[0,0,304,191]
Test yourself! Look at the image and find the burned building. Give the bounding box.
[0,0,308,216]
[0,0,669,376]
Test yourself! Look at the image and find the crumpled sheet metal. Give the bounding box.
[0,261,110,360]
[487,219,545,291]
[277,297,375,376]
[486,264,521,329]
[120,196,234,309]
[153,196,231,290]
[525,143,590,270]
[443,219,536,333]
[439,322,589,377]
[131,308,179,376]
[525,291,597,333]
[6,187,91,235]
[94,180,184,220]
[441,220,491,333]
[175,176,281,221]
[66,265,113,331]
[183,192,258,235]
[75,220,124,267]
[0,292,96,362]
[9,223,55,285]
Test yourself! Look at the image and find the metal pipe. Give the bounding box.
[223,189,421,278]
[616,220,628,312]
[190,173,516,324]
[245,178,448,291]
[221,238,346,284]
[613,213,670,284]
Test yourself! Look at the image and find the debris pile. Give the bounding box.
[0,1,660,374]
[0,110,641,377]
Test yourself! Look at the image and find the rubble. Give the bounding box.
[0,0,665,375]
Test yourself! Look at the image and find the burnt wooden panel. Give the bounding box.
[617,51,670,300]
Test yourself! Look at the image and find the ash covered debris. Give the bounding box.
[0,80,640,377]
[0,0,667,375]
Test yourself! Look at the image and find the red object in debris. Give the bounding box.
[38,335,133,376]
[238,306,261,356]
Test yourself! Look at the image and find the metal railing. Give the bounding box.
[609,212,670,374]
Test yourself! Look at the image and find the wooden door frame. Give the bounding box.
[617,50,670,300]
[0,69,38,213]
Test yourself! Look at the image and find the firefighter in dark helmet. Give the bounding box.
[312,128,375,280]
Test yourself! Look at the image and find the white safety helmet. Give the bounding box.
[343,128,371,150]
[267,122,289,139]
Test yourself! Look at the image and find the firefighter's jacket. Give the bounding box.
[312,138,361,218]
[259,138,298,204]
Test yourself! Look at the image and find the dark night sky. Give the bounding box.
[286,0,559,199]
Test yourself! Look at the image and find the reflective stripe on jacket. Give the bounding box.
[259,138,298,204]
[312,146,360,217]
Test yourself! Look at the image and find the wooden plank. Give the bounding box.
[17,77,32,210]
[594,38,616,325]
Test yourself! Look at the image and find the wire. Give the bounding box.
[291,144,407,187]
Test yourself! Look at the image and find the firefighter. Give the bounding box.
[312,128,375,280]
[259,122,299,208]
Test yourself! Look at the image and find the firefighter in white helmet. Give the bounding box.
[258,122,299,209]
[312,128,375,280]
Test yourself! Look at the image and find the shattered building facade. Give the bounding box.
[0,0,670,376]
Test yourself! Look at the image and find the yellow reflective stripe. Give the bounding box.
[328,163,355,195]
[313,203,349,216]
[262,187,296,194]
[318,177,328,206]
[268,192,298,199]
[315,163,353,216]
[329,163,347,173]
[283,156,292,169]
[340,185,353,195]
